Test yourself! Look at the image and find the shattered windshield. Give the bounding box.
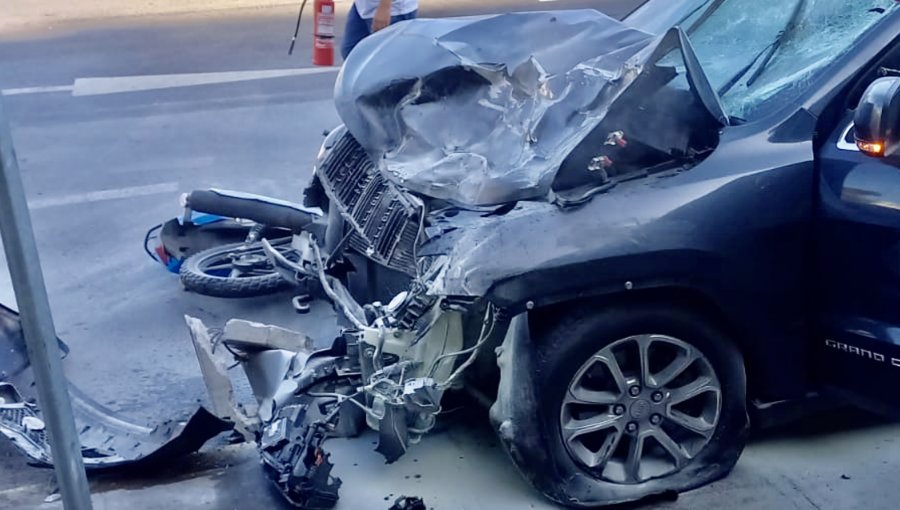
[685,0,898,120]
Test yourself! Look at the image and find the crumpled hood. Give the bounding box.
[334,10,660,206]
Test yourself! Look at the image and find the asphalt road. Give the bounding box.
[1,1,900,509]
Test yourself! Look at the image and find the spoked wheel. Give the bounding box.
[505,304,748,508]
[560,334,722,484]
[180,238,297,297]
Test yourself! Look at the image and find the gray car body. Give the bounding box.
[391,6,900,403]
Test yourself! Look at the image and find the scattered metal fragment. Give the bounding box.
[222,318,315,352]
[388,495,427,510]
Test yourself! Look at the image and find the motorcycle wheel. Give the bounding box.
[180,238,295,298]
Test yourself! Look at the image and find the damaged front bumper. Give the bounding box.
[1,261,501,510]
[180,285,502,507]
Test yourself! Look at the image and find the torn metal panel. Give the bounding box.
[222,318,315,353]
[489,313,549,489]
[185,316,258,440]
[257,351,364,510]
[335,10,661,206]
[0,304,231,468]
[388,496,427,510]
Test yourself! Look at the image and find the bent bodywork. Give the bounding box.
[335,11,723,207]
[0,304,231,468]
[3,8,750,509]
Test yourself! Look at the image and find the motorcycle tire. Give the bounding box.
[179,240,291,298]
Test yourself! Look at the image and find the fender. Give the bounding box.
[425,124,815,401]
[487,249,720,312]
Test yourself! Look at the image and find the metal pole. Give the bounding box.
[0,99,93,508]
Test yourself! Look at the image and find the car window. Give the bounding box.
[685,0,898,120]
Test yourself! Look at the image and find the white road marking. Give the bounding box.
[1,84,74,96]
[30,182,179,209]
[71,67,340,96]
[0,483,49,498]
[0,67,340,97]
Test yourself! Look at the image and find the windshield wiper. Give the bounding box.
[717,0,808,96]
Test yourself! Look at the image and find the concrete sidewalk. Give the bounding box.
[2,1,306,32]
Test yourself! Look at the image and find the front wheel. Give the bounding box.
[179,238,295,298]
[516,304,748,507]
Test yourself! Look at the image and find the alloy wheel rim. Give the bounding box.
[559,334,722,484]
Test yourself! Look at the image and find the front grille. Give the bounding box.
[318,133,420,275]
[0,405,49,456]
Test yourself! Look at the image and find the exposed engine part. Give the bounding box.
[428,304,500,391]
[605,130,628,148]
[261,414,341,510]
[259,355,365,510]
[588,155,614,171]
[181,297,500,507]
[393,285,438,330]
[348,303,502,462]
[188,316,367,509]
[587,156,613,183]
[261,234,368,329]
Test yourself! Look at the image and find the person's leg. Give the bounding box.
[341,3,372,60]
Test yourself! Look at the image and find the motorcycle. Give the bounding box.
[145,189,321,298]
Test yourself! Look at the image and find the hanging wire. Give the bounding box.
[288,0,310,55]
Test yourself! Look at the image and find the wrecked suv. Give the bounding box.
[5,0,900,508]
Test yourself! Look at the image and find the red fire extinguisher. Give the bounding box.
[312,0,335,66]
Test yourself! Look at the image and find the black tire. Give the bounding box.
[515,303,748,507]
[179,241,290,298]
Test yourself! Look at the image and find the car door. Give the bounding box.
[815,99,900,409]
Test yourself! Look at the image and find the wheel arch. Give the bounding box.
[481,249,809,403]
[521,286,768,403]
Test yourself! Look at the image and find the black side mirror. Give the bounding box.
[854,77,900,159]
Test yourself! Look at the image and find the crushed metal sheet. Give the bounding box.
[0,304,232,468]
[336,10,662,206]
[222,318,315,352]
[186,315,258,440]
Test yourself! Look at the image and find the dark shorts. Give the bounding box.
[341,4,417,60]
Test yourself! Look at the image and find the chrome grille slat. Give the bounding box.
[318,133,420,275]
